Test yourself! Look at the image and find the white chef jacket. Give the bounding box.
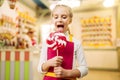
[37,32,88,78]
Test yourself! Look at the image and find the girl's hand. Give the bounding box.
[47,56,63,67]
[54,66,68,78]
[54,66,80,79]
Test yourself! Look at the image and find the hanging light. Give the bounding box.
[59,0,80,8]
[50,0,80,10]
[103,0,115,7]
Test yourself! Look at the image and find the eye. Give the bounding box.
[62,15,67,19]
[54,15,58,19]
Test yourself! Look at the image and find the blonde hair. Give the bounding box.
[51,4,73,34]
[51,4,73,18]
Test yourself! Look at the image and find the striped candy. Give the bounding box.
[0,50,33,80]
[46,32,67,50]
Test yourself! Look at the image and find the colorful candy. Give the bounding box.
[46,32,67,50]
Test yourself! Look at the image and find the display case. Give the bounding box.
[79,9,116,49]
[71,8,119,70]
[0,9,37,49]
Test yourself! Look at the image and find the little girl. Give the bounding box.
[38,4,88,80]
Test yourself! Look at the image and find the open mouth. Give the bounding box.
[57,25,64,28]
[56,25,64,32]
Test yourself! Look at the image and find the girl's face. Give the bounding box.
[52,6,72,33]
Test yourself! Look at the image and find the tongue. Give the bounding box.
[57,27,64,32]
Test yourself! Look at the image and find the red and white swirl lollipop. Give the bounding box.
[46,32,67,55]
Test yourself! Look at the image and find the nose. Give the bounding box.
[57,17,62,22]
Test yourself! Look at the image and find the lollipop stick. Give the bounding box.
[57,49,60,67]
[57,49,58,56]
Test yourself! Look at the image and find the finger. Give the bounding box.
[53,56,63,66]
[58,56,63,60]
[54,67,62,73]
[57,56,63,62]
[54,70,62,75]
[56,59,63,63]
[55,59,63,66]
[54,66,59,70]
[54,62,61,67]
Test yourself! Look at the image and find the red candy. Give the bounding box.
[46,32,67,50]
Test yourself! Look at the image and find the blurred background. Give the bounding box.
[0,0,120,80]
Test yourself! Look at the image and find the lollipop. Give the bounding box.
[46,32,67,55]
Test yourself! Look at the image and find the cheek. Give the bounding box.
[52,18,56,23]
[65,18,71,24]
[51,20,56,26]
[51,19,55,24]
